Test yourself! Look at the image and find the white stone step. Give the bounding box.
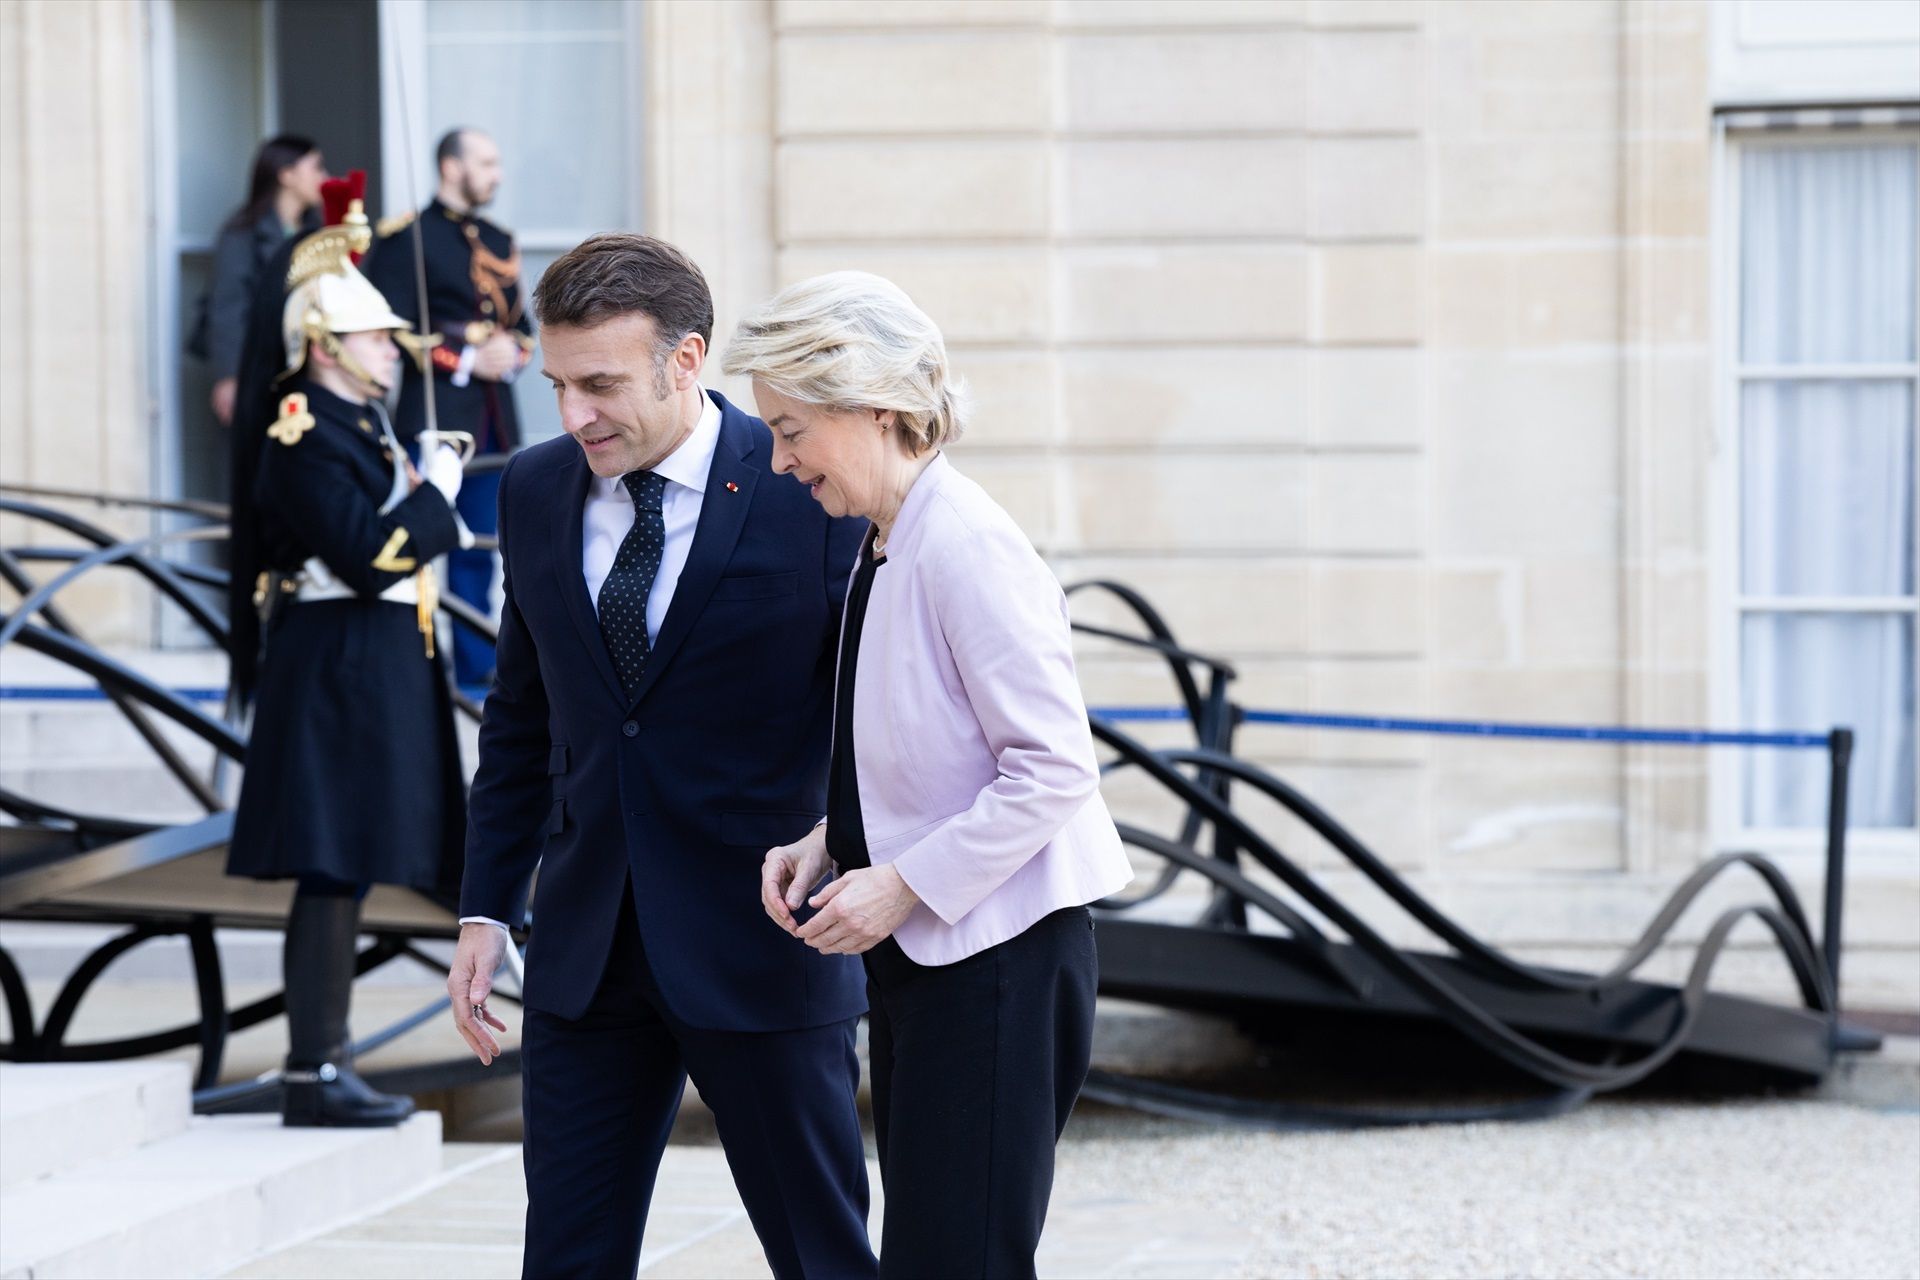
[0,1062,192,1190]
[0,1110,441,1280]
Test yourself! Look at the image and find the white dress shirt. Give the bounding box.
[461,389,722,939]
[581,389,721,641]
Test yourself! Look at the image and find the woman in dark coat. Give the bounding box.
[227,209,471,1127]
[196,135,327,426]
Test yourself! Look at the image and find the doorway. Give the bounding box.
[154,0,382,645]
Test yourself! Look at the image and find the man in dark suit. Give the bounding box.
[363,127,533,687]
[445,234,875,1279]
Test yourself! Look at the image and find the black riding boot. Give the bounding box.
[282,888,415,1127]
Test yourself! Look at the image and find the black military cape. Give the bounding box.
[226,381,466,896]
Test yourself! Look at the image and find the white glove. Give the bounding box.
[423,444,464,503]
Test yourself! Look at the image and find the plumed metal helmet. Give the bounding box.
[280,170,409,383]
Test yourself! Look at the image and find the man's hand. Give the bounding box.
[210,377,237,427]
[472,333,521,382]
[795,863,920,955]
[762,824,831,936]
[448,922,511,1065]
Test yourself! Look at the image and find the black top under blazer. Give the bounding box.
[460,390,870,1033]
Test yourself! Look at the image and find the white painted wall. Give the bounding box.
[1712,0,1920,105]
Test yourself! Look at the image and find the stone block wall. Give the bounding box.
[0,0,153,645]
[739,0,1914,1007]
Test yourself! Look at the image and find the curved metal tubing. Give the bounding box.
[0,482,229,521]
[449,685,484,721]
[186,916,229,1089]
[0,525,231,653]
[1065,579,1220,723]
[1090,851,1183,911]
[439,592,498,647]
[10,986,283,1063]
[1110,823,1369,1001]
[0,499,229,645]
[0,547,223,814]
[8,546,229,591]
[439,595,500,722]
[36,925,170,1051]
[1068,580,1247,875]
[1114,823,1330,946]
[3,621,245,759]
[393,940,523,1005]
[1081,1069,1593,1132]
[1089,718,1828,1091]
[1130,745,1830,1006]
[348,995,451,1061]
[0,786,160,841]
[8,938,405,1065]
[0,948,35,1058]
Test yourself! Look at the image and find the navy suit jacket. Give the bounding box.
[461,390,869,1032]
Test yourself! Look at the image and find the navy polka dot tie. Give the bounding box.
[598,470,668,700]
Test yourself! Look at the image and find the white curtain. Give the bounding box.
[1738,142,1918,829]
[1743,614,1914,828]
[1741,143,1915,365]
[1741,381,1913,598]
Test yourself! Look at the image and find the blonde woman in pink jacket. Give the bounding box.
[726,272,1132,1280]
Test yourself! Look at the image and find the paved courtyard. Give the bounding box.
[221,1094,1920,1280]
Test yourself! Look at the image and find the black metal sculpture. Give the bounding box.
[0,488,511,1105]
[1068,580,1862,1127]
[0,485,1869,1127]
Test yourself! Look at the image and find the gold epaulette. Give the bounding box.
[376,210,416,239]
[267,392,316,447]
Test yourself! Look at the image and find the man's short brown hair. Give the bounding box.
[533,233,715,354]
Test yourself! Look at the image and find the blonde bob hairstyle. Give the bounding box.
[722,271,969,456]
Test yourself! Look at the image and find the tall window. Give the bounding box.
[409,0,637,443]
[1733,135,1919,833]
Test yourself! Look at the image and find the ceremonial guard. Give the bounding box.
[227,188,471,1127]
[227,170,367,704]
[364,128,531,687]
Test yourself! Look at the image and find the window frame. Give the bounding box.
[377,0,644,445]
[1709,119,1920,860]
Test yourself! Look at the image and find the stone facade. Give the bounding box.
[0,0,152,645]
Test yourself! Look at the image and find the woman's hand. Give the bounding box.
[796,864,920,955]
[762,824,831,936]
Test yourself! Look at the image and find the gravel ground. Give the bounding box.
[1053,1097,1920,1279]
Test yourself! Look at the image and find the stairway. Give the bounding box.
[0,1061,441,1279]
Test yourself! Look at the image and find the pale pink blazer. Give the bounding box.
[838,453,1132,965]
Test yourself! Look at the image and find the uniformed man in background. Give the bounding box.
[364,127,531,689]
[227,191,471,1127]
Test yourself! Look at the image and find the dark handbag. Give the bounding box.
[185,286,213,361]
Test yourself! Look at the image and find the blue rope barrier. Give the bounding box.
[1,687,1834,750]
[0,686,226,703]
[1091,706,1831,750]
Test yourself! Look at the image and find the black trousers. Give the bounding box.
[520,900,877,1280]
[864,905,1099,1280]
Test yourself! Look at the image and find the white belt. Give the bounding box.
[291,557,419,606]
